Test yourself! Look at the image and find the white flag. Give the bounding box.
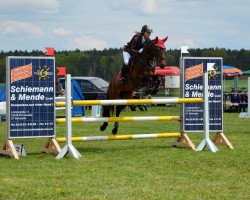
[181,46,189,54]
[207,63,215,71]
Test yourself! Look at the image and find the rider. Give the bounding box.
[119,25,153,85]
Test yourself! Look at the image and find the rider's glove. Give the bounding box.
[139,48,143,53]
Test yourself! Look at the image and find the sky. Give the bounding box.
[0,0,249,51]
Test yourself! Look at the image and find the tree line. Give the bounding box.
[0,48,249,83]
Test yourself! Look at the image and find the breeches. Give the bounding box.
[123,51,130,65]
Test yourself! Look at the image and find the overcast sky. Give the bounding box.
[0,0,249,51]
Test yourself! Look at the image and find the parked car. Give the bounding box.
[59,76,109,100]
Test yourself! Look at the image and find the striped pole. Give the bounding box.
[56,98,203,107]
[56,116,180,124]
[56,132,181,143]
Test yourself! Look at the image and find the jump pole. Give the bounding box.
[56,116,180,124]
[56,133,181,143]
[56,98,203,107]
[56,74,82,159]
[55,74,210,158]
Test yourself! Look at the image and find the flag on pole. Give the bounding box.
[181,46,189,54]
[45,47,55,56]
[185,63,203,81]
[56,67,67,76]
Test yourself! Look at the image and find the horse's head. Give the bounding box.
[144,36,168,69]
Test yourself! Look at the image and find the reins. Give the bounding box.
[136,57,154,72]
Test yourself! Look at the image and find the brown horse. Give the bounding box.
[100,36,168,134]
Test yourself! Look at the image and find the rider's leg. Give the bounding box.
[120,51,130,84]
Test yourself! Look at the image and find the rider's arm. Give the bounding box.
[130,35,140,55]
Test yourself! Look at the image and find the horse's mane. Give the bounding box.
[144,39,156,50]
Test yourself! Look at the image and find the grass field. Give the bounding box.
[224,79,248,91]
[0,106,249,200]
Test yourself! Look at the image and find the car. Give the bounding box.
[59,76,109,100]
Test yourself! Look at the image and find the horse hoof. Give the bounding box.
[112,128,118,135]
[100,124,107,131]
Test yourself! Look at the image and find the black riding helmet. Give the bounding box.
[141,25,153,33]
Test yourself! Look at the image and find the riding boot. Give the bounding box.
[119,64,128,85]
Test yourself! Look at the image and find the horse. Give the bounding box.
[100,36,168,135]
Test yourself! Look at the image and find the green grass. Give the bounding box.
[224,79,248,92]
[0,106,249,200]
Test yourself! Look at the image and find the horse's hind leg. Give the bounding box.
[112,105,126,135]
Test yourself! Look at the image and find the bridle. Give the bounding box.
[139,44,166,72]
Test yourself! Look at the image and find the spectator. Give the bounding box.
[240,90,248,112]
[230,92,240,111]
[56,78,65,97]
[129,91,138,111]
[129,91,149,111]
[142,93,152,111]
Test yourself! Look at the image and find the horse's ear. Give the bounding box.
[155,36,159,43]
[162,36,168,43]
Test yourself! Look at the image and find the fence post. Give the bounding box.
[196,70,219,152]
[56,74,82,159]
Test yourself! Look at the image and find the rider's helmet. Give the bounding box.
[141,25,153,33]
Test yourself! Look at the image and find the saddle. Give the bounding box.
[128,57,135,71]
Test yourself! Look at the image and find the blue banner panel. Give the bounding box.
[181,57,223,132]
[7,57,55,138]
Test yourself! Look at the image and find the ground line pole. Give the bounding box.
[56,74,82,159]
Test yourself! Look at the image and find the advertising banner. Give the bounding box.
[7,57,55,138]
[181,57,223,132]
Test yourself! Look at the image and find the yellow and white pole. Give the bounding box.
[56,132,181,143]
[56,98,203,107]
[56,116,180,124]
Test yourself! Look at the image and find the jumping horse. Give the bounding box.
[100,36,168,134]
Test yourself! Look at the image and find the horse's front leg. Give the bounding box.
[150,75,162,95]
[112,105,126,135]
[100,105,110,131]
[132,75,151,87]
[100,122,108,131]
